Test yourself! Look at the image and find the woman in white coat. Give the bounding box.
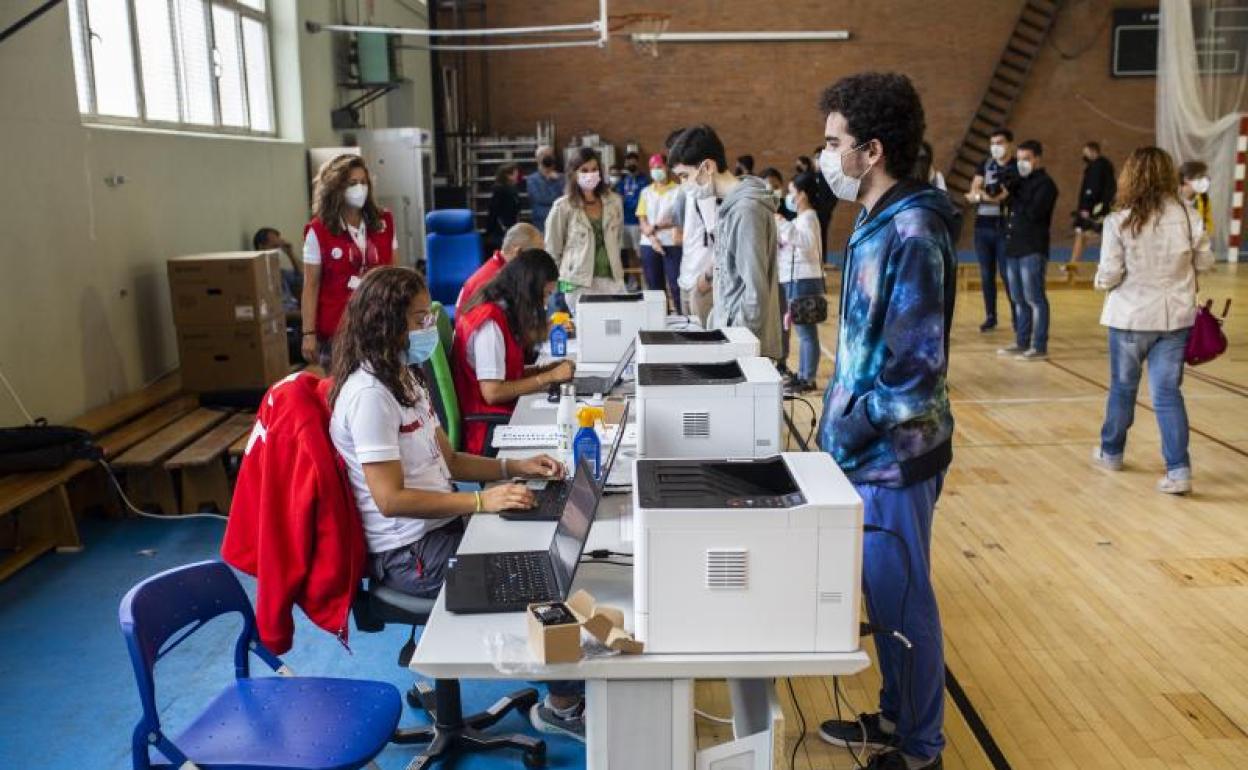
[544,147,625,309]
[1093,147,1213,495]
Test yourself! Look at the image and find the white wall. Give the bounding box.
[0,0,432,425]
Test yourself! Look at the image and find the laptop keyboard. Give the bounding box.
[533,481,573,515]
[485,552,555,604]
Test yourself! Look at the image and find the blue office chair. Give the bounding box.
[425,209,482,323]
[119,560,402,770]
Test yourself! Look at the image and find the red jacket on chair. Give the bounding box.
[221,372,365,654]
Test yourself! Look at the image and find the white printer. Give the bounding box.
[575,290,667,364]
[632,452,863,654]
[635,327,760,365]
[635,357,782,458]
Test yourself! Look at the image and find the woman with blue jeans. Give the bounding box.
[776,171,826,392]
[1093,147,1213,495]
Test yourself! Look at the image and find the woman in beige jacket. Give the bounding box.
[1093,147,1213,495]
[544,147,625,308]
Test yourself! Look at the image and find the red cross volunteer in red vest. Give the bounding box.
[451,249,575,455]
[301,154,398,366]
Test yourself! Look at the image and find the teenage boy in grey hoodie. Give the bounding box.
[669,125,782,359]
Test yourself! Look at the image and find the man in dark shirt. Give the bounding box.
[967,128,1017,333]
[1070,141,1116,264]
[999,139,1058,361]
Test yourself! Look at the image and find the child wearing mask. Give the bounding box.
[636,154,684,310]
[1178,160,1214,237]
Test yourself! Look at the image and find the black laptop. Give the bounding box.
[572,338,636,395]
[444,457,600,614]
[501,399,631,522]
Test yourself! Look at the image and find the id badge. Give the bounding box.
[347,274,362,291]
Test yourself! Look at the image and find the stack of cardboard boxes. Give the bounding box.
[168,251,291,393]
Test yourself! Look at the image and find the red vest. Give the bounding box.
[451,301,526,454]
[305,210,396,339]
[455,251,506,319]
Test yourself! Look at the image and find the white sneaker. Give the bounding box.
[997,345,1026,356]
[1157,475,1192,495]
[1091,447,1123,471]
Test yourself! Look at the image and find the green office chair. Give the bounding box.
[421,301,509,454]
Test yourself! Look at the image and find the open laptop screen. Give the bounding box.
[604,338,636,392]
[549,458,600,597]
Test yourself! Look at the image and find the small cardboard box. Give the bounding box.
[566,590,644,654]
[526,602,583,665]
[168,251,283,327]
[177,316,290,393]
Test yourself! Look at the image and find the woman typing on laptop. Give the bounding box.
[452,249,576,455]
[327,267,562,599]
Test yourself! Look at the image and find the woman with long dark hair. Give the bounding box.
[543,147,625,307]
[775,171,826,393]
[451,249,574,455]
[328,266,562,597]
[301,154,397,366]
[1093,147,1213,494]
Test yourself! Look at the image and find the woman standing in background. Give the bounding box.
[301,154,397,367]
[1093,147,1213,495]
[543,147,625,307]
[485,163,523,257]
[775,171,826,393]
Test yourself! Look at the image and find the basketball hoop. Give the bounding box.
[608,12,671,58]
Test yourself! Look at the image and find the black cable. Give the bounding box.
[785,678,807,770]
[832,676,871,769]
[584,549,632,559]
[579,558,632,568]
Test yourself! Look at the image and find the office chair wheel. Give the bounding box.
[523,744,547,768]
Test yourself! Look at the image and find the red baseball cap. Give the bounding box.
[648,153,666,168]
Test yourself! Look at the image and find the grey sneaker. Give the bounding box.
[997,345,1026,356]
[1157,475,1192,495]
[1017,348,1048,361]
[530,698,585,743]
[1091,447,1124,471]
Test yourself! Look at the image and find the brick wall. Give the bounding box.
[446,0,1156,248]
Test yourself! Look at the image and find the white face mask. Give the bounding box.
[683,163,716,200]
[650,168,667,183]
[1192,177,1211,195]
[989,144,1007,162]
[608,174,621,187]
[344,183,368,209]
[577,171,600,192]
[1017,159,1034,178]
[819,143,871,203]
[785,193,798,211]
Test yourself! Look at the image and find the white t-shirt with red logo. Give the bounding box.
[330,367,454,554]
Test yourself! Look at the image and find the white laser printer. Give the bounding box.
[632,452,863,654]
[635,357,782,458]
[575,290,666,364]
[635,326,760,364]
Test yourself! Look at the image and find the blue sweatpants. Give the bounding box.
[856,474,946,762]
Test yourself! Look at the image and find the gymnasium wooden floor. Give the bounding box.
[697,265,1248,770]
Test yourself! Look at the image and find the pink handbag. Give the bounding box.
[1185,298,1230,366]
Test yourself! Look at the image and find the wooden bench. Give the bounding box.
[0,373,190,581]
[112,408,233,514]
[165,412,255,513]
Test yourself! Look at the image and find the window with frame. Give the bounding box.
[68,0,276,135]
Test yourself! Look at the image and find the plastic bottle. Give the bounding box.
[549,323,568,358]
[573,406,604,479]
[556,383,577,473]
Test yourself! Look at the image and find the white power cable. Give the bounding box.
[98,460,229,522]
[693,708,734,725]
[0,365,35,423]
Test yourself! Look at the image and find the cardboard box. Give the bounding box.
[526,602,583,665]
[168,251,283,327]
[177,316,291,393]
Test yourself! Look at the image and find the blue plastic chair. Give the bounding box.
[119,560,402,770]
[425,209,482,323]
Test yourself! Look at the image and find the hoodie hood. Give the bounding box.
[849,183,958,249]
[720,175,778,216]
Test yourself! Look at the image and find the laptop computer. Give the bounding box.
[443,457,600,614]
[500,399,631,522]
[572,338,635,395]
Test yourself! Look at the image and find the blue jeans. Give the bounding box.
[641,244,684,311]
[1100,328,1192,474]
[780,278,825,381]
[856,475,946,762]
[1003,253,1049,352]
[973,221,1011,328]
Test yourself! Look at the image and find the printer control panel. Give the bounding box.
[726,492,807,509]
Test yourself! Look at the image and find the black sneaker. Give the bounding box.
[979,319,997,333]
[817,712,895,751]
[862,749,943,769]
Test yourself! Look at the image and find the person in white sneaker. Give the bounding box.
[1093,147,1213,494]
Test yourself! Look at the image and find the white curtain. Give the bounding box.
[1156,0,1247,260]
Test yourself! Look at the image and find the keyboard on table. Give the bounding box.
[485,552,555,604]
[491,425,561,448]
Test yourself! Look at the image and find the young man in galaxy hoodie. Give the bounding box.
[814,72,957,770]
